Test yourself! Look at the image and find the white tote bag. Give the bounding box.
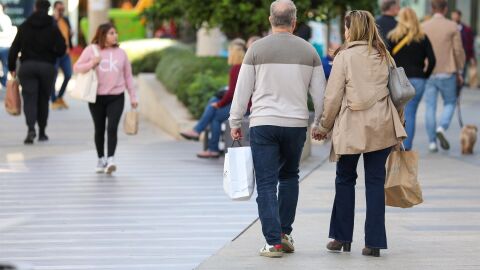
[69,45,100,103]
[223,143,255,201]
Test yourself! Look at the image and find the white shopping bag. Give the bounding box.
[223,145,255,201]
[69,45,100,103]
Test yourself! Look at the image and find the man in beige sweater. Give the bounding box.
[422,0,465,152]
[229,0,325,258]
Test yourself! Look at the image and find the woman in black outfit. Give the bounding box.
[8,0,67,144]
[387,7,436,150]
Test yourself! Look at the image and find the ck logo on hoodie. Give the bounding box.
[99,52,119,72]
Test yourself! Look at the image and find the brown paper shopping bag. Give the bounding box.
[5,79,21,116]
[385,150,423,208]
[123,110,139,135]
[468,62,478,89]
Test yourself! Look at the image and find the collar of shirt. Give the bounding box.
[433,13,445,19]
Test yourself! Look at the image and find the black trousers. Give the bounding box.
[18,61,56,132]
[88,94,124,158]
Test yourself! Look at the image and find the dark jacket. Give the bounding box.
[55,16,73,50]
[8,11,66,71]
[376,15,398,44]
[460,23,475,61]
[387,35,436,79]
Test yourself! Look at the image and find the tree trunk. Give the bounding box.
[339,5,347,43]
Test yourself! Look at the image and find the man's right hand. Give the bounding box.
[231,128,242,141]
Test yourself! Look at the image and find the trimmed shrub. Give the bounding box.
[131,45,193,75]
[155,48,229,117]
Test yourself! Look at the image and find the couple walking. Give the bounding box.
[229,0,406,258]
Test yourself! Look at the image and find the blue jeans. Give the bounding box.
[404,78,427,150]
[250,125,307,245]
[0,47,9,87]
[51,54,72,101]
[329,147,391,249]
[194,97,231,152]
[424,75,457,143]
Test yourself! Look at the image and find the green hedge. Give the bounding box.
[131,44,193,75]
[155,48,229,118]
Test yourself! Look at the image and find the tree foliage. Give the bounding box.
[143,0,377,40]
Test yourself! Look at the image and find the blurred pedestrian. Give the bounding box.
[313,10,406,257]
[247,36,261,49]
[73,23,138,174]
[451,10,476,85]
[387,7,436,150]
[0,3,13,88]
[230,0,326,258]
[180,38,247,158]
[8,0,66,144]
[376,0,400,44]
[422,0,465,152]
[51,0,73,110]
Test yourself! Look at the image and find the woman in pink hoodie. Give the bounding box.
[74,23,138,174]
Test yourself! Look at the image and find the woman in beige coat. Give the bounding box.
[313,10,406,257]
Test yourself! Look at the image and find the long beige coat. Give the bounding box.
[316,41,406,162]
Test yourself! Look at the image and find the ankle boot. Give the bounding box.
[24,130,36,144]
[362,247,380,257]
[326,240,351,252]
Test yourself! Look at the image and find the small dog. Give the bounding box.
[460,125,478,155]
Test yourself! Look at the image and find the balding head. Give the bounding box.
[269,0,297,28]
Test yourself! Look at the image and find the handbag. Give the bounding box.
[387,54,416,110]
[223,140,255,201]
[123,109,139,135]
[385,145,423,208]
[468,61,478,88]
[5,78,21,116]
[69,45,100,103]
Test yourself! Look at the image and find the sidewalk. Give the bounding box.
[198,89,480,270]
[0,79,326,269]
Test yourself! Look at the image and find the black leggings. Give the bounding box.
[88,94,124,158]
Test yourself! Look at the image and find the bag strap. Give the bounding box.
[231,139,242,147]
[91,45,100,57]
[392,35,411,56]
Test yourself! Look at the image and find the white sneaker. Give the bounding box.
[105,157,117,174]
[429,142,438,153]
[281,234,295,253]
[95,157,107,173]
[259,243,283,258]
[436,127,450,150]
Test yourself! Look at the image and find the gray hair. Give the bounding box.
[270,0,297,27]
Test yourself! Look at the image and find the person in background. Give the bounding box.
[230,0,326,258]
[73,23,138,174]
[8,0,66,144]
[387,7,436,151]
[0,3,13,88]
[180,39,246,158]
[422,0,465,152]
[294,21,311,41]
[376,0,400,44]
[313,10,406,258]
[51,1,73,110]
[247,36,261,49]
[451,10,476,84]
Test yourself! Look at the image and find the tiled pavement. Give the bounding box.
[198,89,480,269]
[0,84,325,269]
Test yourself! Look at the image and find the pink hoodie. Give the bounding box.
[74,45,137,103]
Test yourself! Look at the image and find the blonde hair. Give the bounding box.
[335,10,388,61]
[388,7,425,43]
[228,38,246,65]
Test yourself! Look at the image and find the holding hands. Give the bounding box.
[312,126,328,141]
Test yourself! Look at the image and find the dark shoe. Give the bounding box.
[362,247,380,257]
[38,133,49,142]
[326,240,351,252]
[436,127,450,150]
[180,131,200,141]
[24,131,36,145]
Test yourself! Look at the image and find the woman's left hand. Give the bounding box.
[211,102,219,109]
[131,102,138,109]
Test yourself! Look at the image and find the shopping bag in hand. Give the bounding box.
[5,79,21,116]
[223,140,255,201]
[123,110,139,135]
[385,147,423,208]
